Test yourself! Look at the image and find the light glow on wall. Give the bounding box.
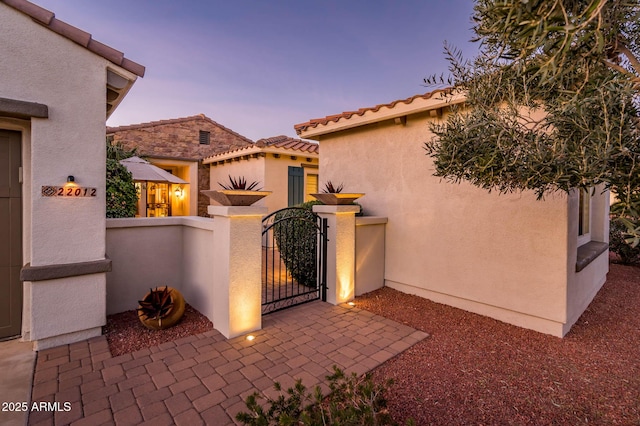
[228,284,261,338]
[64,175,78,189]
[337,270,355,303]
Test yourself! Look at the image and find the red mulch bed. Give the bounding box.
[357,260,640,425]
[103,304,213,357]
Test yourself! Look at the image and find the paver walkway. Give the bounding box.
[28,301,428,425]
[0,338,36,426]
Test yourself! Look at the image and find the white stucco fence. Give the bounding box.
[355,217,387,296]
[105,214,387,336]
[106,217,215,320]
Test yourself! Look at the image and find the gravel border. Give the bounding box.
[103,304,213,357]
[100,259,638,424]
[356,260,640,425]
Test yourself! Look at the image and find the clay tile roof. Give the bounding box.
[2,0,145,77]
[255,135,319,154]
[106,114,254,145]
[294,89,451,135]
[203,135,319,163]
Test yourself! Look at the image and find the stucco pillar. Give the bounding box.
[312,205,360,305]
[208,205,266,338]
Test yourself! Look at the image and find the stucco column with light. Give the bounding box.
[313,205,360,305]
[208,205,266,338]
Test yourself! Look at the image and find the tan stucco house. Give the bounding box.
[1,0,144,348]
[107,115,254,217]
[204,135,319,212]
[295,91,610,337]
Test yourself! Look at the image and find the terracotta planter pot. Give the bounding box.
[201,189,272,206]
[310,193,364,205]
[137,286,185,330]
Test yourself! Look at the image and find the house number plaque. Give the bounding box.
[41,186,97,197]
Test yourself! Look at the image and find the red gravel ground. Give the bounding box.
[103,304,213,356]
[357,261,640,425]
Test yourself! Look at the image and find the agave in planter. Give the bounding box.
[201,175,272,206]
[218,175,262,191]
[137,286,185,330]
[311,181,364,205]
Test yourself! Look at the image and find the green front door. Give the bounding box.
[288,166,304,206]
[0,130,22,339]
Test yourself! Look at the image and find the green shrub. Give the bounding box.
[236,366,400,426]
[106,159,138,218]
[609,218,640,264]
[273,201,323,287]
[273,200,364,287]
[106,140,138,218]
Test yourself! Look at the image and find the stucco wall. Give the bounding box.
[263,154,318,211]
[317,111,584,336]
[1,4,109,266]
[209,154,319,212]
[1,4,136,347]
[182,224,216,320]
[209,157,267,208]
[106,217,215,320]
[355,217,387,296]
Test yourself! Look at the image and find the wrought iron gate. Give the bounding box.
[261,207,327,314]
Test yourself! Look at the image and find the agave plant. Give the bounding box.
[137,286,174,328]
[322,181,344,193]
[218,175,262,191]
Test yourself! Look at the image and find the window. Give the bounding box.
[199,130,210,145]
[575,186,610,271]
[577,189,592,246]
[306,174,318,201]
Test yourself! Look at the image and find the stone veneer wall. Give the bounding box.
[108,115,253,216]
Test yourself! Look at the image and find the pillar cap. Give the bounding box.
[312,205,361,214]
[208,205,268,217]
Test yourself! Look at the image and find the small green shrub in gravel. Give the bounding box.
[236,366,401,426]
[610,218,640,264]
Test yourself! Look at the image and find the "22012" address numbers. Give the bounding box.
[41,186,97,197]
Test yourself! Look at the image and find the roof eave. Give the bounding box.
[203,146,263,164]
[203,145,318,164]
[298,93,466,140]
[106,66,139,119]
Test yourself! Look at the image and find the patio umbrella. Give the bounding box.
[119,156,187,184]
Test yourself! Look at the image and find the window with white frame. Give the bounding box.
[577,188,592,246]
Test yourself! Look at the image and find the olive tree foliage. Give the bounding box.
[106,139,138,218]
[425,0,640,244]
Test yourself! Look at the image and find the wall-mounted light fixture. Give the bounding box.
[65,175,78,188]
[174,185,184,198]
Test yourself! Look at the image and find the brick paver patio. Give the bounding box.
[28,301,428,425]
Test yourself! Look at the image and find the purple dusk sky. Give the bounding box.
[33,0,478,141]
